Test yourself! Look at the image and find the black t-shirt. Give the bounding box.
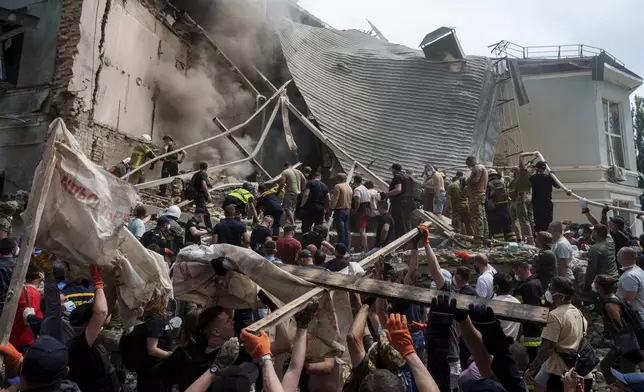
[258,193,283,215]
[305,180,328,206]
[459,285,477,296]
[610,228,631,255]
[66,334,118,392]
[213,218,247,246]
[192,171,209,198]
[325,257,350,272]
[141,314,172,373]
[184,217,202,245]
[388,173,406,203]
[250,226,273,252]
[375,213,395,247]
[514,274,544,338]
[530,172,557,204]
[301,231,323,249]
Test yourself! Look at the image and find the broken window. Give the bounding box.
[0,32,24,85]
[603,99,625,168]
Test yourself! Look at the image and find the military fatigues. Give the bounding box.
[487,177,517,242]
[170,178,185,205]
[466,164,488,246]
[159,142,185,196]
[0,201,17,236]
[447,180,462,232]
[128,143,155,185]
[509,167,533,240]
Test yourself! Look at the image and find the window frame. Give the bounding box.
[603,99,626,168]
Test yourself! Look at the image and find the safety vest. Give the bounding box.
[489,178,508,205]
[229,188,254,205]
[261,186,279,198]
[130,144,153,169]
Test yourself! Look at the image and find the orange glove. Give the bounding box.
[385,313,415,358]
[454,250,471,260]
[410,321,427,332]
[35,252,53,271]
[418,224,430,244]
[89,265,104,290]
[0,343,23,371]
[240,329,272,361]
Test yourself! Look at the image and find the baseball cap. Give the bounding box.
[157,216,171,225]
[334,243,347,255]
[210,362,259,392]
[298,250,313,258]
[610,215,626,226]
[611,368,644,391]
[195,207,206,214]
[22,336,69,384]
[535,161,547,169]
[69,302,93,326]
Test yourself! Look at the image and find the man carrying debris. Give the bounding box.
[159,135,185,196]
[487,169,517,242]
[465,156,488,246]
[278,162,306,226]
[191,161,212,229]
[530,160,559,232]
[300,172,330,233]
[223,183,259,224]
[384,163,409,239]
[329,173,353,247]
[510,155,534,242]
[128,134,156,185]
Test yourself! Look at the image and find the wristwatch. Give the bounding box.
[209,365,219,376]
[259,354,273,366]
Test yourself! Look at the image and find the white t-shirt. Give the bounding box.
[553,237,575,280]
[353,185,371,204]
[618,265,644,319]
[475,265,497,299]
[494,294,521,339]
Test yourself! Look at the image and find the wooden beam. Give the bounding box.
[279,265,548,324]
[245,224,426,333]
[212,117,272,179]
[0,135,56,344]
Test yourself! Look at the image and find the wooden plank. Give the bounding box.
[279,264,549,324]
[245,224,426,333]
[0,136,57,345]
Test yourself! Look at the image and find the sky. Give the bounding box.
[297,0,644,98]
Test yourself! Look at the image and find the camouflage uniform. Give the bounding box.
[509,166,533,240]
[466,164,488,246]
[170,178,185,205]
[447,179,462,232]
[0,201,18,236]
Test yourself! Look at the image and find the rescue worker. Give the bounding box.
[458,177,472,236]
[384,163,409,239]
[107,157,131,178]
[222,182,259,224]
[0,200,18,238]
[190,161,212,229]
[529,159,559,232]
[257,183,284,237]
[509,155,534,242]
[140,216,174,257]
[465,155,488,246]
[447,172,464,233]
[487,169,517,242]
[159,135,185,196]
[160,205,184,252]
[128,134,155,185]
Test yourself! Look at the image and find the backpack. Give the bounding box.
[119,325,145,372]
[606,297,644,349]
[183,173,198,200]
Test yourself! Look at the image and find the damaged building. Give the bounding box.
[0,0,641,234]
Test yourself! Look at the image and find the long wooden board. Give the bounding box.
[279,264,549,324]
[245,224,427,333]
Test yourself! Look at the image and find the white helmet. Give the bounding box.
[488,169,497,175]
[140,134,152,144]
[164,205,181,219]
[121,157,131,165]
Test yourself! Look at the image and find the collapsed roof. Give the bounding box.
[275,21,501,179]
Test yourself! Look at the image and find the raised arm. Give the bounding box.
[85,266,108,347]
[240,330,284,392]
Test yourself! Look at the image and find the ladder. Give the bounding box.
[491,56,525,168]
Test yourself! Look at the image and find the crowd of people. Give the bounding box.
[4,149,644,392]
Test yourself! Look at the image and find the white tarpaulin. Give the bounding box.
[172,244,349,355]
[30,118,172,326]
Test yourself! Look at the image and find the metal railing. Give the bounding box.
[489,40,625,66]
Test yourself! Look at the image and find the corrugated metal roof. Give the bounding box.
[276,22,500,179]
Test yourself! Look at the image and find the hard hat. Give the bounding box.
[163,135,173,142]
[488,169,497,175]
[122,157,131,165]
[140,134,152,144]
[164,205,182,219]
[242,182,254,192]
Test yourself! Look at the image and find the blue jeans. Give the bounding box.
[333,209,350,246]
[433,190,446,215]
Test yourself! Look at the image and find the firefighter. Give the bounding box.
[222,182,259,224]
[128,134,155,185]
[107,157,130,178]
[158,135,185,196]
[487,169,517,242]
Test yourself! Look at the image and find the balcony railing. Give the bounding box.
[489,40,625,67]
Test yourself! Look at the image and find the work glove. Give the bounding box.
[469,304,512,356]
[385,313,415,358]
[34,252,54,271]
[163,248,175,257]
[240,330,272,361]
[418,224,430,245]
[579,198,588,210]
[453,249,470,260]
[294,299,319,329]
[410,321,427,333]
[89,265,104,290]
[602,204,611,215]
[0,343,23,372]
[23,307,35,325]
[213,337,239,370]
[637,214,644,221]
